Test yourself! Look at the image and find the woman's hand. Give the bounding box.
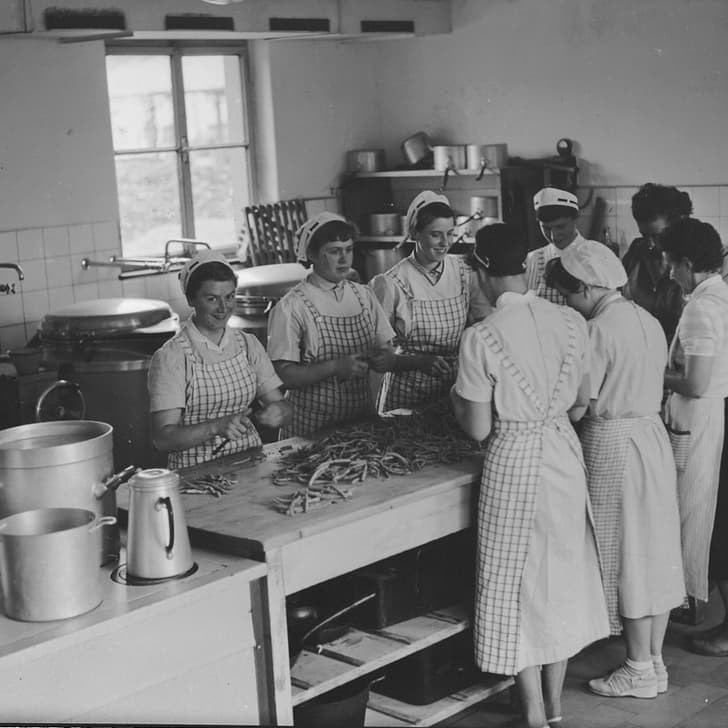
[254,400,293,428]
[216,409,254,440]
[368,348,398,373]
[335,354,369,379]
[420,354,453,378]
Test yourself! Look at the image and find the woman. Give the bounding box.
[545,239,684,699]
[451,223,608,728]
[370,191,486,412]
[662,219,728,620]
[622,183,692,343]
[267,212,395,436]
[148,249,292,469]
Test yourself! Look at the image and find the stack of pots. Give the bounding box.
[0,420,126,621]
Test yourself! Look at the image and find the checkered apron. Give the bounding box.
[474,308,583,675]
[527,247,567,306]
[169,329,262,470]
[379,258,470,412]
[283,282,376,437]
[580,415,659,634]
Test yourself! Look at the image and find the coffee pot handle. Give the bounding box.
[154,496,175,559]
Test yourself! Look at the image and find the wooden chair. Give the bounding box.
[244,199,308,266]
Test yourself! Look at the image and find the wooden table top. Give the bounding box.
[119,438,483,558]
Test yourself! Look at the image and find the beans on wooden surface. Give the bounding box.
[179,473,238,498]
[270,401,482,515]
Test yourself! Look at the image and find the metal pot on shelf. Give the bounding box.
[0,420,138,565]
[346,149,385,174]
[0,507,116,622]
[401,131,433,167]
[368,213,402,237]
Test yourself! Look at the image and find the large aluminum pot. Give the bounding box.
[0,420,119,565]
[346,149,385,174]
[368,213,402,237]
[433,145,466,172]
[401,131,433,167]
[0,507,116,622]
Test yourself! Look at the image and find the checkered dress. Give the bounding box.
[283,282,376,437]
[379,257,470,412]
[474,308,584,675]
[526,245,567,306]
[169,329,262,470]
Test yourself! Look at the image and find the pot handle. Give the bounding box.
[155,496,175,559]
[92,464,139,499]
[476,159,488,181]
[89,515,117,533]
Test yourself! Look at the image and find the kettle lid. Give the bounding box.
[129,467,179,491]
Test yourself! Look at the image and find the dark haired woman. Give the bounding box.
[370,191,487,412]
[545,241,684,698]
[267,212,395,436]
[451,223,608,728]
[622,183,693,343]
[662,218,728,648]
[148,250,292,468]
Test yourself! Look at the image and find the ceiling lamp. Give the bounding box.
[200,0,245,5]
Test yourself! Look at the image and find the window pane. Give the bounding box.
[189,147,248,249]
[182,56,245,146]
[115,152,181,258]
[106,55,174,150]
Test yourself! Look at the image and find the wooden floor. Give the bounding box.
[449,589,728,728]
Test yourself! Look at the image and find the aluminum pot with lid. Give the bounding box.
[0,507,116,622]
[0,420,124,564]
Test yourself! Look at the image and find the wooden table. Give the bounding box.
[121,439,492,725]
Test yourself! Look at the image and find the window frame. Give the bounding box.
[105,41,255,255]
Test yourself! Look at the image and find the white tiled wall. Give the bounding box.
[0,220,129,351]
[579,185,728,258]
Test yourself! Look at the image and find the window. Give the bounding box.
[105,46,252,258]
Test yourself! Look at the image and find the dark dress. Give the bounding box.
[622,237,684,344]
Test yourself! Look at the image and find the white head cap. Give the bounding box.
[561,238,627,289]
[533,187,579,213]
[179,249,236,297]
[404,190,451,239]
[295,212,349,262]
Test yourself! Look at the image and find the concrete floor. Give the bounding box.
[450,589,728,728]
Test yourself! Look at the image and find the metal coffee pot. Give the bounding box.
[126,468,193,580]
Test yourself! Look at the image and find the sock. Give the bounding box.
[651,654,665,668]
[625,657,653,673]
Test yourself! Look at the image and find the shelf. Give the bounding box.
[352,169,500,179]
[365,674,515,727]
[359,235,475,245]
[290,604,471,706]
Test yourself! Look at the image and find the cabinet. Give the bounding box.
[341,165,550,281]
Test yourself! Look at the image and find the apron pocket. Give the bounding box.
[667,425,691,472]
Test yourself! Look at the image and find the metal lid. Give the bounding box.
[128,468,180,492]
[40,298,177,340]
[236,263,307,298]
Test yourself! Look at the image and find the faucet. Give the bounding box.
[0,263,24,294]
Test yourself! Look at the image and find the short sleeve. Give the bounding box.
[243,333,283,396]
[362,287,396,347]
[453,326,494,403]
[680,299,718,356]
[369,273,395,317]
[266,294,307,363]
[147,340,186,412]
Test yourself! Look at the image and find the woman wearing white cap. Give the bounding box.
[369,191,488,412]
[148,249,292,468]
[451,223,608,728]
[526,187,586,305]
[545,240,684,700]
[267,212,396,436]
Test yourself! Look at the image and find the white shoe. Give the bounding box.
[653,661,668,693]
[587,663,658,698]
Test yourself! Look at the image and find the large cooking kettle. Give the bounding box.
[0,420,137,565]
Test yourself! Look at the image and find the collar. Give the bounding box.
[409,252,445,284]
[688,273,724,300]
[495,290,537,309]
[309,270,348,301]
[185,316,231,351]
[590,290,623,319]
